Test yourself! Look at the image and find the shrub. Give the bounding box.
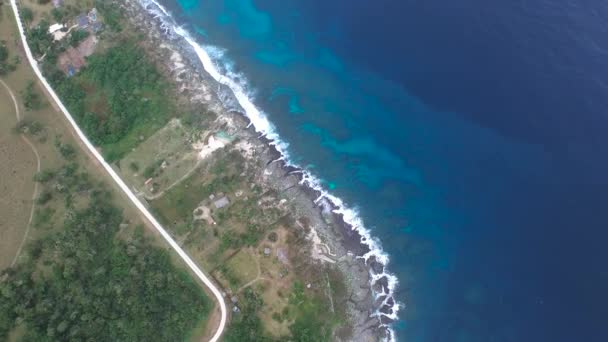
[36,190,53,205]
[34,169,55,183]
[22,80,42,110]
[268,231,278,242]
[21,7,34,22]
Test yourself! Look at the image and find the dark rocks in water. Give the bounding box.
[374,295,387,307]
[373,276,389,294]
[380,315,395,325]
[379,304,393,315]
[377,326,392,341]
[332,212,371,256]
[265,144,282,165]
[386,296,395,306]
[283,164,304,182]
[367,256,384,274]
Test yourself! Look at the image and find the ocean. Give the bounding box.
[149,0,608,340]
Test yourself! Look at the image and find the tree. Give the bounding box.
[22,80,42,110]
[0,41,7,62]
[68,30,89,48]
[21,7,33,23]
[0,186,211,341]
[51,8,64,22]
[0,40,14,75]
[26,20,53,57]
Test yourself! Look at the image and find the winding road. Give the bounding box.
[0,78,41,267]
[8,1,227,341]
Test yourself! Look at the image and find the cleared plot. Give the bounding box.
[222,249,259,289]
[119,118,201,198]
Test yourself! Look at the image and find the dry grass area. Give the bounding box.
[0,78,37,269]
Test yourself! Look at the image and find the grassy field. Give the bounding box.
[0,74,37,269]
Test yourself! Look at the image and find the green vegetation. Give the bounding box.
[0,163,210,340]
[219,224,266,251]
[224,289,269,342]
[22,80,43,110]
[25,20,53,57]
[33,169,55,183]
[143,158,165,179]
[52,43,173,161]
[51,7,65,22]
[0,40,16,75]
[95,0,123,32]
[68,29,89,48]
[54,138,77,160]
[15,119,46,141]
[32,206,55,229]
[287,282,333,342]
[129,161,140,172]
[224,283,337,342]
[20,7,33,23]
[36,189,53,205]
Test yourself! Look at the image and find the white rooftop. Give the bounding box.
[48,23,65,33]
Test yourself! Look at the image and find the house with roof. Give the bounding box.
[52,0,63,8]
[48,23,67,41]
[213,196,230,209]
[76,14,89,28]
[75,8,103,32]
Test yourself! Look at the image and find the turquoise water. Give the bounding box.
[152,0,608,340]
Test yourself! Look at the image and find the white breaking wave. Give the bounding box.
[139,0,401,339]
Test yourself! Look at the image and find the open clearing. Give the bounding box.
[0,78,37,269]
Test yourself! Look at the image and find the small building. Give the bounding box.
[263,247,271,256]
[48,23,64,33]
[66,65,75,77]
[76,14,89,28]
[277,248,288,264]
[48,23,67,41]
[213,196,230,209]
[52,0,63,8]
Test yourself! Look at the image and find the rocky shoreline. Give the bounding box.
[118,0,397,340]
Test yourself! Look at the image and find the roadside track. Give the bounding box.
[8,2,227,341]
[0,78,41,267]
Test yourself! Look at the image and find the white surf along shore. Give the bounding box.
[140,0,401,334]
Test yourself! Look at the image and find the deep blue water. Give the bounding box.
[160,0,608,340]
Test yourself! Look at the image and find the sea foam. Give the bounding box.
[138,0,400,339]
